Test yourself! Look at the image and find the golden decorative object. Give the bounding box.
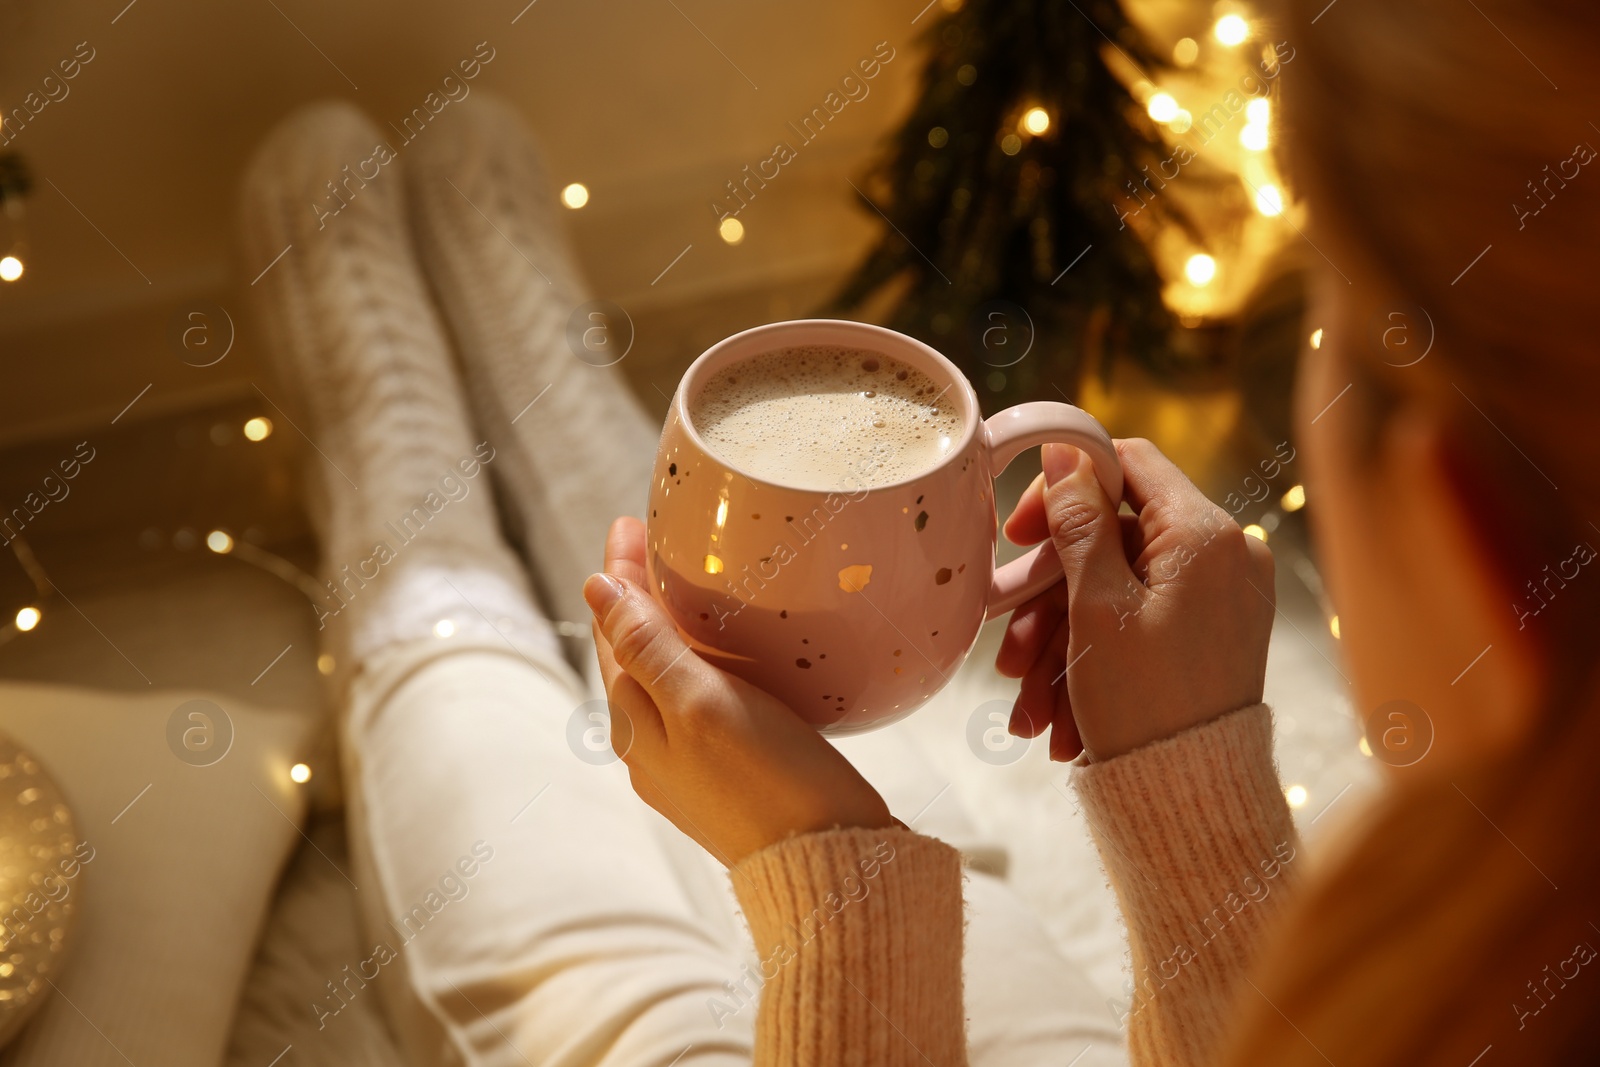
[0,732,83,1047]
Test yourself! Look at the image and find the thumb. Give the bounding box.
[583,573,717,711]
[1040,443,1135,598]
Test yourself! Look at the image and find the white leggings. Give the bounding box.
[340,637,1125,1067]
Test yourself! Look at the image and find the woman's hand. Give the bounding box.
[997,438,1276,763]
[586,516,894,867]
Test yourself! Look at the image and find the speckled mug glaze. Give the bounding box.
[646,319,1122,733]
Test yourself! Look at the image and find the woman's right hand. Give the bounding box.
[995,438,1277,763]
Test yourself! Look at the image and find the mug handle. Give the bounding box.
[983,402,1124,620]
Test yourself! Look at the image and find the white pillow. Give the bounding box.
[0,681,317,1066]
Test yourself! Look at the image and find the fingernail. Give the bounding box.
[1041,443,1084,487]
[582,573,626,616]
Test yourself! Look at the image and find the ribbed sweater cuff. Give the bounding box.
[1072,704,1300,1065]
[731,827,967,1067]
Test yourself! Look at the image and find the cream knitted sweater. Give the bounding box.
[731,704,1300,1066]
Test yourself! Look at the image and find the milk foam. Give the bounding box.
[690,345,964,491]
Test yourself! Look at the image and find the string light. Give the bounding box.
[206,530,234,554]
[560,183,589,209]
[1184,253,1217,286]
[243,416,273,441]
[1170,109,1194,134]
[1173,37,1199,65]
[433,619,456,638]
[1253,183,1285,216]
[1246,98,1271,125]
[1146,92,1179,123]
[1309,327,1324,349]
[1240,123,1269,151]
[289,763,313,783]
[928,126,949,148]
[317,653,336,676]
[1020,107,1051,135]
[14,606,40,632]
[1282,484,1307,511]
[1285,783,1308,808]
[1242,523,1268,542]
[718,217,745,245]
[1000,133,1022,155]
[1215,14,1249,46]
[0,256,22,282]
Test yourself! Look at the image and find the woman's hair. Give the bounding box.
[1221,2,1600,1063]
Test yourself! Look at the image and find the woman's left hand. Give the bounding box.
[586,516,894,867]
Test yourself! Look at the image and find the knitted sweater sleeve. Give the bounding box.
[729,826,969,1067]
[1072,703,1302,1066]
[727,703,1297,1067]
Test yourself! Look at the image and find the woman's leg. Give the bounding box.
[403,94,659,641]
[240,100,753,1067]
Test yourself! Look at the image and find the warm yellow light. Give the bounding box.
[1215,14,1249,46]
[1329,614,1341,639]
[1170,109,1194,134]
[704,553,725,574]
[1282,484,1307,512]
[1246,98,1271,125]
[718,217,745,245]
[0,256,22,282]
[1241,123,1269,151]
[1358,735,1373,757]
[316,653,336,676]
[560,183,589,209]
[1285,783,1308,808]
[1309,328,1324,350]
[1184,253,1217,286]
[1253,183,1285,217]
[1146,92,1179,123]
[1242,523,1268,542]
[290,762,313,783]
[1021,107,1050,135]
[206,530,235,554]
[434,619,456,638]
[1173,37,1199,65]
[243,416,273,441]
[14,607,40,632]
[715,497,729,527]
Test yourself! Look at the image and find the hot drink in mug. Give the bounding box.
[646,319,1122,733]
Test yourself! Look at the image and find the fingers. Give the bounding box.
[1048,706,1084,762]
[995,589,1065,678]
[1040,443,1138,599]
[1010,642,1063,739]
[589,615,665,760]
[1115,438,1215,518]
[1003,472,1049,546]
[585,516,696,758]
[603,515,650,587]
[596,515,691,712]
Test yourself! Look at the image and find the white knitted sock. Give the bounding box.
[403,94,658,634]
[237,100,560,676]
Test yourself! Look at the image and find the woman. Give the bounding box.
[586,3,1600,1064]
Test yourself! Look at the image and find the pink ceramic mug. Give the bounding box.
[646,319,1122,733]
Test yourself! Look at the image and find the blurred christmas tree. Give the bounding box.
[828,0,1201,410]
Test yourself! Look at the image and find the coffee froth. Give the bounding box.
[690,346,963,491]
